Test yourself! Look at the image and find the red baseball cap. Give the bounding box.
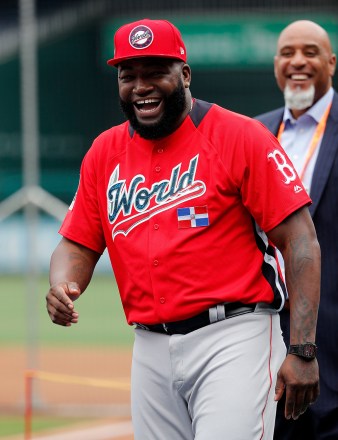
[107,19,187,67]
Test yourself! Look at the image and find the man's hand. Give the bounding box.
[275,354,320,420]
[46,282,81,326]
[46,237,101,326]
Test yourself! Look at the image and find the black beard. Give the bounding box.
[119,81,187,140]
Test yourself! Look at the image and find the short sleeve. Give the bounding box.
[60,147,106,254]
[233,120,311,232]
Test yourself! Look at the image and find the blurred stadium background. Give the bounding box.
[0,0,337,438]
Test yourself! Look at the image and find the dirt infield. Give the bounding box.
[1,346,133,439]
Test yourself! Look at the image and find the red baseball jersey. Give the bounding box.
[60,99,311,325]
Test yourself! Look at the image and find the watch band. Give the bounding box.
[288,342,317,360]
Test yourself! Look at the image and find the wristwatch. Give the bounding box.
[288,342,317,361]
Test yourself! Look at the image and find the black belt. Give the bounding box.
[135,302,256,335]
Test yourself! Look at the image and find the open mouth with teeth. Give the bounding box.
[134,98,162,113]
[289,74,311,81]
[287,74,313,90]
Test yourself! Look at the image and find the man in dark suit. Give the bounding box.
[256,20,338,440]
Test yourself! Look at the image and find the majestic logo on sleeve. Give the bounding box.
[107,155,206,239]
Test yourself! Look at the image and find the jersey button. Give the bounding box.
[154,224,159,230]
[155,166,161,172]
[159,297,165,304]
[157,148,164,154]
[153,260,159,266]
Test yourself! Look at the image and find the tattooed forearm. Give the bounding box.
[66,250,96,287]
[49,237,100,292]
[284,233,320,344]
[267,207,321,345]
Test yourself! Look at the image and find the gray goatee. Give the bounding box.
[284,84,315,110]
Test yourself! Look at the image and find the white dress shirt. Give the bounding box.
[277,87,334,280]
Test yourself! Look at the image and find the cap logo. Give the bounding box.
[129,25,153,50]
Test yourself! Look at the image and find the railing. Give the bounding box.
[24,369,131,440]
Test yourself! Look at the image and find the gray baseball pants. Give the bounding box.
[131,310,285,440]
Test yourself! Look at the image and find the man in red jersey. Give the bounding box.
[46,19,320,439]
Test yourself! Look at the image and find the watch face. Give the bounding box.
[288,343,317,360]
[303,344,316,358]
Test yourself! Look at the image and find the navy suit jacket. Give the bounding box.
[256,90,338,416]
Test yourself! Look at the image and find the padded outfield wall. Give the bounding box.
[0,7,337,205]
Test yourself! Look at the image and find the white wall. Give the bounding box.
[0,215,111,274]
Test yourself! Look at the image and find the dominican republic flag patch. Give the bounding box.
[177,206,209,228]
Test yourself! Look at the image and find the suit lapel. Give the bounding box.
[309,93,338,216]
[261,110,283,136]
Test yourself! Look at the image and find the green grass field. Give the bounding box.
[0,273,134,347]
[0,415,86,437]
[0,273,134,438]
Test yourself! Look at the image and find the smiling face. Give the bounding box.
[118,58,191,139]
[274,20,336,117]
